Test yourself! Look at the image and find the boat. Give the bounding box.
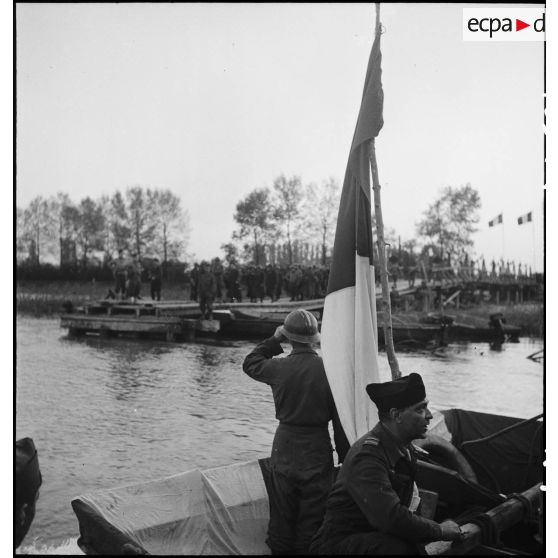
[420,313,521,342]
[216,308,502,347]
[71,408,543,555]
[60,299,521,345]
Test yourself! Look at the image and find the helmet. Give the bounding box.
[279,309,320,344]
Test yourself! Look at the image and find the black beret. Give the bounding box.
[15,437,42,507]
[366,373,426,413]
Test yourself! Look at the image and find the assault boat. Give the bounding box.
[71,408,543,555]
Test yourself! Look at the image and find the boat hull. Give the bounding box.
[71,408,543,555]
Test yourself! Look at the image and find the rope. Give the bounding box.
[460,414,543,449]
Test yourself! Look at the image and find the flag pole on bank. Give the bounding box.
[321,3,398,445]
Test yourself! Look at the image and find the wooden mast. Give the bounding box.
[369,3,400,380]
[370,140,400,379]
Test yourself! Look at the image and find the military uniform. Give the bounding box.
[197,266,217,319]
[112,254,128,298]
[243,336,349,555]
[150,261,162,301]
[310,422,441,555]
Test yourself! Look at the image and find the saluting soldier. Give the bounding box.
[243,310,349,555]
[310,373,463,555]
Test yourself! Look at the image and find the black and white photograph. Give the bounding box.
[15,2,546,555]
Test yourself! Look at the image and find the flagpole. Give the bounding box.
[370,138,401,379]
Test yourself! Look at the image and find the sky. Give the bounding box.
[15,3,545,270]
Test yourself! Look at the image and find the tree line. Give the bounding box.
[16,187,191,268]
[228,177,481,267]
[16,177,482,276]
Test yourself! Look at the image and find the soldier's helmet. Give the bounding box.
[279,309,320,344]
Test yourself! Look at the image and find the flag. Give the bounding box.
[321,7,386,445]
[517,211,533,225]
[488,213,503,227]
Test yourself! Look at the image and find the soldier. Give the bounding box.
[111,248,128,300]
[275,265,286,301]
[264,264,278,302]
[212,257,226,302]
[15,438,42,548]
[254,265,265,303]
[310,373,463,555]
[189,263,200,301]
[408,265,417,288]
[126,252,143,302]
[224,261,242,302]
[287,264,303,301]
[390,284,401,312]
[243,310,349,554]
[244,265,256,302]
[197,261,217,319]
[149,258,162,301]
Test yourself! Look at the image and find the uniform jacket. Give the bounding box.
[198,270,217,297]
[242,336,349,462]
[319,422,442,543]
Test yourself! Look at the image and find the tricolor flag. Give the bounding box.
[517,211,533,225]
[321,7,386,445]
[488,213,503,227]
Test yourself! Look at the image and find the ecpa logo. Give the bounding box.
[463,8,545,41]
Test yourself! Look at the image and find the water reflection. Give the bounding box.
[96,343,169,401]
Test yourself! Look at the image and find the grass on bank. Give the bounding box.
[16,280,189,316]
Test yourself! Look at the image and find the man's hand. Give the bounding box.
[439,520,463,542]
[273,326,286,342]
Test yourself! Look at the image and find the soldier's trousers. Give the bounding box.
[266,424,334,555]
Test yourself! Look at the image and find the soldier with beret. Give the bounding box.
[310,373,463,555]
[243,309,349,555]
[15,437,42,548]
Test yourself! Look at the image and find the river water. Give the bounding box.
[15,317,543,554]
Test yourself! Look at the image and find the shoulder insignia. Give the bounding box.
[363,436,381,447]
[411,443,430,456]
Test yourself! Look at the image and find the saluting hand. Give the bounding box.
[273,326,286,342]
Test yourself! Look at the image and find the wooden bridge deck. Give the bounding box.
[59,273,539,342]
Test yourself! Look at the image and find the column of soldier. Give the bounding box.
[186,259,331,304]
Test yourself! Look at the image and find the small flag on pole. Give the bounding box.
[488,213,503,227]
[517,211,533,225]
[321,7,385,445]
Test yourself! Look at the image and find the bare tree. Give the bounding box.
[126,186,156,256]
[19,196,57,264]
[148,188,191,265]
[233,188,275,265]
[75,197,106,266]
[416,183,481,261]
[271,174,304,264]
[304,177,341,265]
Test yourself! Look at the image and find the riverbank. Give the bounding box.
[16,280,544,337]
[16,280,189,316]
